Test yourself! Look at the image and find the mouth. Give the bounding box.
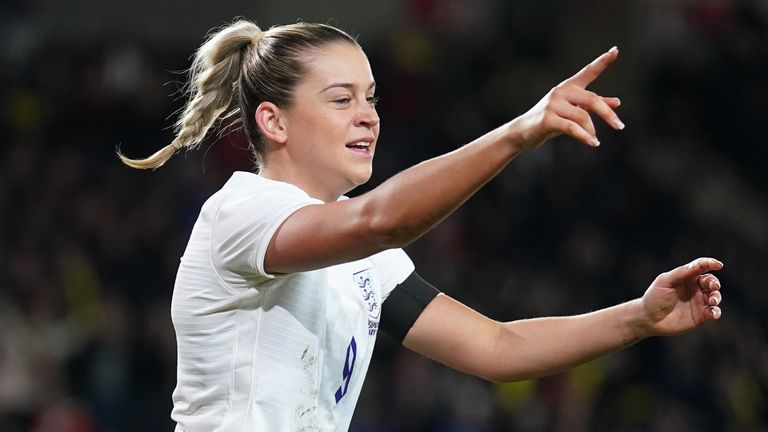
[345,141,373,156]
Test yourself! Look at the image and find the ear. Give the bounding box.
[255,102,288,144]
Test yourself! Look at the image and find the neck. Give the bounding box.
[259,165,344,203]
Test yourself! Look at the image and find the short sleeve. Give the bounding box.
[369,248,415,301]
[210,176,323,281]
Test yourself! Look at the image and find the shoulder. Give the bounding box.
[368,248,415,298]
[216,172,323,217]
[222,171,309,199]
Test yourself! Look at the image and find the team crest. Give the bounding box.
[353,268,380,322]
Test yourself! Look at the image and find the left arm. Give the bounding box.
[402,257,724,383]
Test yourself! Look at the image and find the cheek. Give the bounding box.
[299,118,345,164]
[287,105,349,156]
[307,112,344,140]
[291,115,326,147]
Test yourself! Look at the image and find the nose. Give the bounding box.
[355,101,379,129]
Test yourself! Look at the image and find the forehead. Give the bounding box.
[301,42,374,90]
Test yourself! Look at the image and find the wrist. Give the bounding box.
[623,298,655,344]
[503,117,532,155]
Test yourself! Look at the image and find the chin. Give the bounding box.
[358,169,374,185]
[347,170,373,189]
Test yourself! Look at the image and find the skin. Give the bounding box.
[404,258,723,382]
[258,42,380,202]
[255,42,724,382]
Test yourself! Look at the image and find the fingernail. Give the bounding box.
[609,46,618,54]
[614,119,625,130]
[592,137,600,147]
[616,98,621,107]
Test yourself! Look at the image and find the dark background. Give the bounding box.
[1,0,766,430]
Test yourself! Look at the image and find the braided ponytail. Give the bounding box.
[118,19,359,170]
[118,20,262,169]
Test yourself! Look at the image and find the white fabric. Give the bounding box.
[170,172,414,431]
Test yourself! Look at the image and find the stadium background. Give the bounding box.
[1,0,766,430]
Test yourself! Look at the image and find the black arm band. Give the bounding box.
[380,271,441,342]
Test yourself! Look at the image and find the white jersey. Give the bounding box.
[170,171,414,432]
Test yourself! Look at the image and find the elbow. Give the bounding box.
[473,324,543,384]
[477,371,505,384]
[370,218,420,249]
[482,372,529,384]
[481,365,557,384]
[360,198,420,248]
[478,368,536,384]
[475,366,523,384]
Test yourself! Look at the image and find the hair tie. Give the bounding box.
[252,30,267,49]
[171,139,184,150]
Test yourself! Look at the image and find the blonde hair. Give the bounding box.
[118,19,358,170]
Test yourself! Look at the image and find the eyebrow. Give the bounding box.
[319,81,376,94]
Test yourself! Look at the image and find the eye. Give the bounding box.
[333,97,352,105]
[367,96,380,107]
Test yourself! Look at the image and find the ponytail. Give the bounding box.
[118,20,262,169]
[118,19,359,170]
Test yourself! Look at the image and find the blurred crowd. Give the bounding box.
[1,0,766,431]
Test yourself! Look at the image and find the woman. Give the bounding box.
[119,20,724,431]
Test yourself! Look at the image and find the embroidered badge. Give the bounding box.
[353,268,380,324]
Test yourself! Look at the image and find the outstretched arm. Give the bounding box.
[402,258,724,382]
[266,48,624,274]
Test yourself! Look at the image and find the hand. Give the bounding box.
[510,46,625,151]
[641,257,724,336]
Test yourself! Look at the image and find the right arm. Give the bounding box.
[266,47,625,274]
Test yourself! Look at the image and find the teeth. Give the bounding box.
[355,142,369,147]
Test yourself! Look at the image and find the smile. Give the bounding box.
[345,141,373,156]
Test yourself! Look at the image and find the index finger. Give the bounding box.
[681,257,724,278]
[561,46,619,89]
